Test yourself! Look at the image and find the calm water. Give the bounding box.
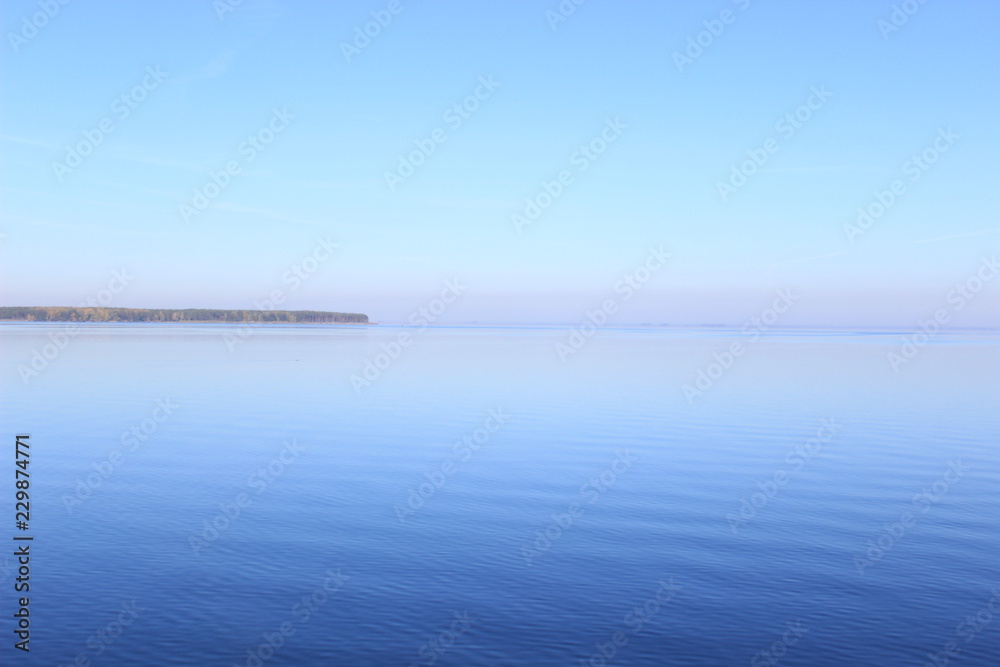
[1,323,998,666]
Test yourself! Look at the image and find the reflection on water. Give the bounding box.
[1,323,998,665]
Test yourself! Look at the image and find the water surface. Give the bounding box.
[2,323,997,665]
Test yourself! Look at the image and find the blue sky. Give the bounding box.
[2,0,998,325]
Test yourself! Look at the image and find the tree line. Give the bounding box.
[0,307,369,324]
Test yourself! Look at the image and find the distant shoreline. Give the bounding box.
[0,307,369,325]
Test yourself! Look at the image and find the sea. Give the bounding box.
[1,322,997,665]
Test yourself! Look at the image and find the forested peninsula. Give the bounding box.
[0,307,369,324]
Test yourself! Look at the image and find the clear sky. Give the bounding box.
[2,0,998,326]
